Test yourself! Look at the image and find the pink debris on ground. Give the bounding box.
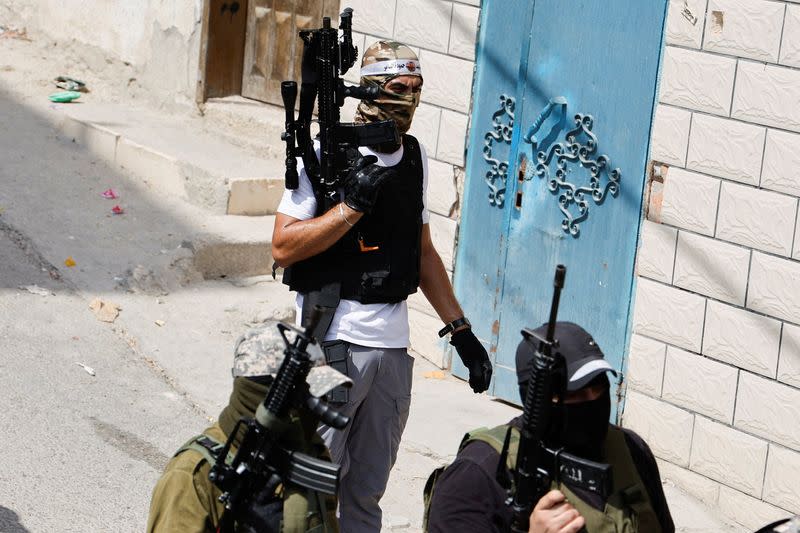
[101,188,118,199]
[111,205,124,215]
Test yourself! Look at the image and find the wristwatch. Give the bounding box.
[438,316,471,338]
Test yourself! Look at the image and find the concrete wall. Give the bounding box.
[622,0,800,528]
[2,0,204,108]
[337,0,481,368]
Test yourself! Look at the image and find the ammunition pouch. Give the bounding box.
[322,341,350,405]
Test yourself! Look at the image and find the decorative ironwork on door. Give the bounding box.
[456,0,667,406]
[481,94,622,236]
[521,112,622,237]
[482,94,515,207]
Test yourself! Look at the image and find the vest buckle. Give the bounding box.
[358,236,380,252]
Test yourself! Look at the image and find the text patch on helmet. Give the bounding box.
[360,59,422,78]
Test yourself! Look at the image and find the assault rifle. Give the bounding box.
[209,311,350,532]
[281,7,399,208]
[508,265,613,532]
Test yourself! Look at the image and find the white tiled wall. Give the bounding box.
[732,61,800,132]
[650,105,692,166]
[718,485,789,531]
[762,129,800,197]
[779,323,800,387]
[662,346,738,423]
[660,167,720,235]
[686,114,766,185]
[636,220,678,283]
[633,278,706,352]
[673,231,750,305]
[703,0,785,62]
[625,0,800,524]
[703,300,782,377]
[627,334,667,396]
[660,47,736,116]
[621,390,695,465]
[763,444,800,514]
[689,416,768,497]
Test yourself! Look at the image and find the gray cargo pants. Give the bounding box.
[318,342,414,533]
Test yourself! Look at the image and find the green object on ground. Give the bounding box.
[48,91,82,103]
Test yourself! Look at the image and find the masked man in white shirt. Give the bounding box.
[271,40,493,533]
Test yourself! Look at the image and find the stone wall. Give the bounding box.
[1,0,204,108]
[623,0,800,528]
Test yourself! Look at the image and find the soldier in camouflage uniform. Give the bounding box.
[146,320,351,533]
[273,40,492,532]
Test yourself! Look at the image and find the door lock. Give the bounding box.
[515,155,527,210]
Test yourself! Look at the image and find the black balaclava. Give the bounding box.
[515,322,615,462]
[545,374,611,462]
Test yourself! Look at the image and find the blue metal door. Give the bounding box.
[453,0,668,413]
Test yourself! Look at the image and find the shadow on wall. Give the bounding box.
[0,506,30,533]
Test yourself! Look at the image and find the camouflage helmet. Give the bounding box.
[232,320,352,398]
[360,40,422,79]
[355,40,423,135]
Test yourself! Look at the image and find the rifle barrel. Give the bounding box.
[545,265,566,342]
[510,265,567,532]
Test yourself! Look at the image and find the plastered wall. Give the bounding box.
[623,0,800,528]
[2,0,204,107]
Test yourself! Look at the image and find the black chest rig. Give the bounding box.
[283,135,424,304]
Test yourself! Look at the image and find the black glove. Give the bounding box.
[343,155,396,214]
[450,329,493,393]
[236,491,283,533]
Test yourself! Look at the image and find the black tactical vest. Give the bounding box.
[283,135,424,304]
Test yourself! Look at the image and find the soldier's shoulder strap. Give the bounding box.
[460,424,519,469]
[175,432,234,468]
[422,424,517,532]
[403,133,421,153]
[460,424,519,491]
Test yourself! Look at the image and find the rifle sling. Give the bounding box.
[301,284,340,343]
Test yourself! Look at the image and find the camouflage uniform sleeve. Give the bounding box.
[146,453,217,533]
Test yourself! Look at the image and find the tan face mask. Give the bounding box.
[354,76,422,135]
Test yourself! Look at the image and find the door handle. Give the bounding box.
[523,96,567,148]
[516,97,567,209]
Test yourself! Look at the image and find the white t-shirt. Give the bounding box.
[277,141,430,348]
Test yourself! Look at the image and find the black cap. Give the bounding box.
[516,321,617,392]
